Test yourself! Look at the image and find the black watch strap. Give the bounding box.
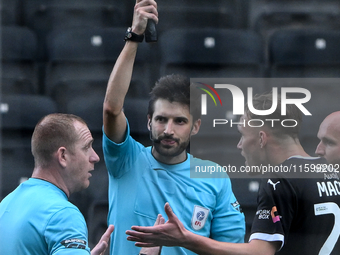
[125,27,144,42]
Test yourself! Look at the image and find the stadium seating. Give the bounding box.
[249,0,340,40]
[22,0,125,31]
[155,0,243,33]
[1,26,39,94]
[21,0,126,60]
[159,28,265,78]
[268,29,340,77]
[0,95,57,198]
[0,0,20,26]
[45,27,155,112]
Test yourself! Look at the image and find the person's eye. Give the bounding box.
[156,117,166,122]
[176,118,187,124]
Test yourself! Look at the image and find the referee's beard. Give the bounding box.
[150,132,189,159]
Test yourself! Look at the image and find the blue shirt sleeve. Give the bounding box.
[45,207,90,255]
[210,177,246,243]
[102,120,145,179]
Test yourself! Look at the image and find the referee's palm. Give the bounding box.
[91,225,114,255]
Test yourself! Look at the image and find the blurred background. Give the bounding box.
[1,0,340,247]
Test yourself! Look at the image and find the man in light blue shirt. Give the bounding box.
[0,113,113,255]
[102,1,245,254]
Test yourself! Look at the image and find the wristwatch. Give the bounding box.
[124,27,144,42]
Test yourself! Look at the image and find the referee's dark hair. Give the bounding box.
[244,92,302,139]
[147,74,201,122]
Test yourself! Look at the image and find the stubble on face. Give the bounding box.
[68,121,98,193]
[152,131,190,158]
[149,99,193,164]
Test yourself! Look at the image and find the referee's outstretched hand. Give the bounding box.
[139,214,165,255]
[127,202,188,248]
[91,225,114,255]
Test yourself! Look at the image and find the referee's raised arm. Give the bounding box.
[103,0,158,143]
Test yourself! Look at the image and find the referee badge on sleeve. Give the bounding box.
[191,205,210,231]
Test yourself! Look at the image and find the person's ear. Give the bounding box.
[259,131,268,148]
[147,114,151,131]
[191,119,201,136]
[57,147,67,168]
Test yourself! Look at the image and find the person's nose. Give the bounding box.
[164,120,175,135]
[90,148,100,163]
[237,137,243,150]
[315,141,325,157]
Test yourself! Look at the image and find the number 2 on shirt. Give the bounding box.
[314,202,340,255]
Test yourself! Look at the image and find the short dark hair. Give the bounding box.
[148,74,201,121]
[244,92,302,139]
[31,113,87,167]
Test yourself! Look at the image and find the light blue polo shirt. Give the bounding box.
[0,178,90,255]
[103,121,245,255]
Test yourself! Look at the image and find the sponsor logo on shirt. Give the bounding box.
[324,173,339,180]
[61,238,87,249]
[191,205,210,231]
[271,206,280,223]
[256,206,281,223]
[231,200,243,213]
[256,209,271,220]
[267,179,280,190]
